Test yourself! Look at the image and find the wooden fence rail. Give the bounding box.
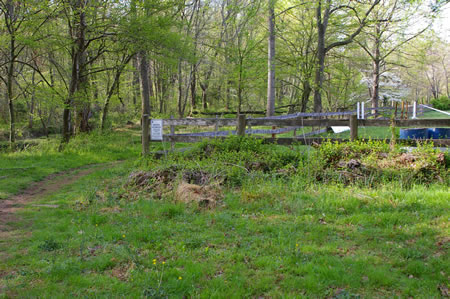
[151,115,450,147]
[162,117,449,128]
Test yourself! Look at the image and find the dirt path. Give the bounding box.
[0,162,120,235]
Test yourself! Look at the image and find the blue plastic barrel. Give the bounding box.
[428,128,450,139]
[399,128,428,139]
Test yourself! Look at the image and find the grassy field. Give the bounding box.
[1,133,449,298]
[0,131,142,199]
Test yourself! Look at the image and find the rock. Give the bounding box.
[347,159,361,169]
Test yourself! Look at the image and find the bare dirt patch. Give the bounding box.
[175,182,221,207]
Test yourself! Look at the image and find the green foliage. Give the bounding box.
[431,96,450,110]
[315,140,448,187]
[38,238,62,252]
[317,139,391,165]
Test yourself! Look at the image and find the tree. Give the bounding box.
[266,0,276,116]
[313,0,380,112]
[356,0,430,115]
[0,0,56,146]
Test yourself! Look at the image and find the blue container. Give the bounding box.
[428,128,450,139]
[399,128,428,139]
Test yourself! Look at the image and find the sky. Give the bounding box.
[434,3,450,41]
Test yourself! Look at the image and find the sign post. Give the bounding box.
[151,119,163,141]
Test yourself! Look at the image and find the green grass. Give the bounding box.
[1,163,448,298]
[419,109,450,119]
[1,135,448,298]
[318,126,395,139]
[0,130,143,199]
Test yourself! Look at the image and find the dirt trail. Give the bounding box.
[0,162,119,235]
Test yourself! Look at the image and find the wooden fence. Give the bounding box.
[150,114,450,147]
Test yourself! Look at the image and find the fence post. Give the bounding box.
[350,114,358,141]
[412,101,417,119]
[236,114,246,137]
[361,102,365,120]
[170,115,175,151]
[214,115,219,137]
[357,102,360,119]
[142,114,150,155]
[401,101,404,119]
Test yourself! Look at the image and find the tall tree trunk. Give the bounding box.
[6,0,15,146]
[370,22,381,117]
[190,66,197,112]
[266,0,276,116]
[28,70,36,129]
[237,58,243,114]
[132,55,140,106]
[62,0,87,144]
[74,0,89,134]
[177,60,183,117]
[200,83,208,110]
[313,0,327,113]
[314,26,326,112]
[101,57,131,130]
[301,80,312,112]
[139,51,151,155]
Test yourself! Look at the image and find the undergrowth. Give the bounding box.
[134,137,448,193]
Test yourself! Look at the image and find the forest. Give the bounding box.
[0,0,449,147]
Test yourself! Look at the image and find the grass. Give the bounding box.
[0,131,142,199]
[1,134,449,298]
[420,109,450,119]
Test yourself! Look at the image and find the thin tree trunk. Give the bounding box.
[200,83,208,110]
[314,30,325,112]
[28,69,36,129]
[101,57,131,130]
[139,51,151,155]
[177,60,183,117]
[190,66,197,112]
[313,0,327,113]
[6,0,15,146]
[237,58,243,114]
[301,80,312,112]
[132,56,140,106]
[370,22,381,117]
[266,0,276,116]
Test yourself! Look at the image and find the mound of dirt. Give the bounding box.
[182,169,214,185]
[175,182,222,207]
[127,167,223,201]
[127,166,180,189]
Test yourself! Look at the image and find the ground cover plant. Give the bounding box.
[1,134,449,298]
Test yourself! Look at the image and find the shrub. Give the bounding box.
[431,96,450,111]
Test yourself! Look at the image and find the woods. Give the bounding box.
[0,0,448,148]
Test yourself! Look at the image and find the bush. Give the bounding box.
[431,96,450,111]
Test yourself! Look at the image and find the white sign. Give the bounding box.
[151,119,163,141]
[331,126,350,134]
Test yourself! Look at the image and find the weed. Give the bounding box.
[38,239,62,252]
